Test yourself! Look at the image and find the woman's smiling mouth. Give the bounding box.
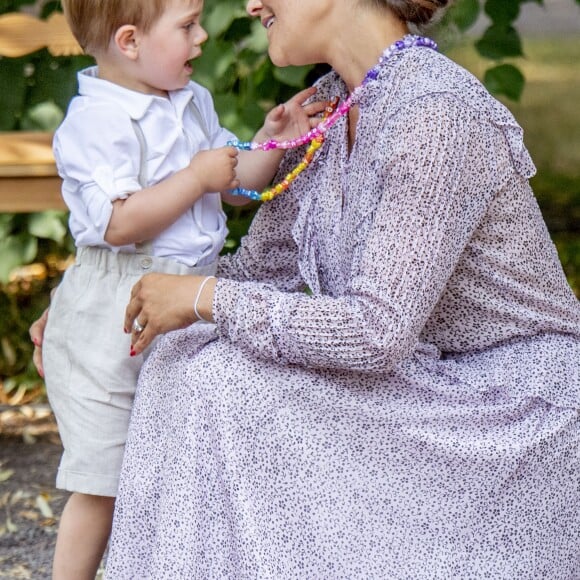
[263,16,275,29]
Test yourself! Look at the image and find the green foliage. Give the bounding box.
[445,0,574,102]
[444,0,528,99]
[484,63,525,101]
[449,0,480,31]
[0,214,70,283]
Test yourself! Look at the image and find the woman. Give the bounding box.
[34,0,580,577]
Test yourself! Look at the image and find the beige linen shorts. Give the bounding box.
[42,247,216,497]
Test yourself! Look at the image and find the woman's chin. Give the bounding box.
[267,46,313,69]
[267,45,292,68]
[268,52,287,67]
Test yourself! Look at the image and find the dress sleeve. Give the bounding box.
[217,178,305,291]
[213,93,501,372]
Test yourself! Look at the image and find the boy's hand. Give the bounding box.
[189,146,239,193]
[262,87,327,142]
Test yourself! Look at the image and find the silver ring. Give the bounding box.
[132,319,144,333]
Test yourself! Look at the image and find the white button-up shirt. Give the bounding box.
[53,66,236,267]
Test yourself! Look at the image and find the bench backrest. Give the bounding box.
[0,11,82,211]
[0,11,81,57]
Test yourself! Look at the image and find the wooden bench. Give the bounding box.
[0,11,82,212]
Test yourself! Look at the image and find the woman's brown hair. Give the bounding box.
[364,0,450,26]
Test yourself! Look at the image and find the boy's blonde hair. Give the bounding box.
[61,0,168,54]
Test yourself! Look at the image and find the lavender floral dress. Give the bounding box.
[106,47,580,579]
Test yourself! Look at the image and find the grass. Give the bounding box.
[446,37,580,295]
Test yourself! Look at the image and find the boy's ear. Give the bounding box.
[114,25,140,59]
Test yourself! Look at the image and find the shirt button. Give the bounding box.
[140,257,153,269]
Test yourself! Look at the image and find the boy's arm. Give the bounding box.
[232,87,326,195]
[105,147,238,247]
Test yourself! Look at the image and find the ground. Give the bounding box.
[0,406,67,579]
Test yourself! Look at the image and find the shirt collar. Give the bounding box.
[77,66,197,120]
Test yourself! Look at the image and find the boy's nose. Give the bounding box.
[198,26,209,44]
[246,0,263,17]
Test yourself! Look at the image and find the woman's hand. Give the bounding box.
[126,273,217,355]
[29,307,49,378]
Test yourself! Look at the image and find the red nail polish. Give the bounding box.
[130,348,136,357]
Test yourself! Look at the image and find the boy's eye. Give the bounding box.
[184,21,195,31]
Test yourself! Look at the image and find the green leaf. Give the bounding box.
[273,65,311,88]
[195,39,236,92]
[484,0,520,24]
[0,57,28,129]
[34,54,92,108]
[244,19,269,54]
[20,100,64,131]
[484,63,525,101]
[0,215,14,238]
[450,0,481,31]
[213,93,242,133]
[203,3,245,37]
[28,211,67,242]
[0,235,38,283]
[476,24,523,60]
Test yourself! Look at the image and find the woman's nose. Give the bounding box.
[246,0,263,17]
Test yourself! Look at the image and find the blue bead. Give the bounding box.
[229,187,261,201]
[227,140,252,151]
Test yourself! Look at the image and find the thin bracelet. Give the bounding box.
[193,275,216,322]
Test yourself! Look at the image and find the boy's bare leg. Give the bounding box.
[52,493,115,580]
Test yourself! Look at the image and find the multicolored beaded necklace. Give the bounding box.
[228,34,437,202]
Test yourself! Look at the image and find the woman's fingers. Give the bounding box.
[124,279,143,335]
[130,319,155,355]
[125,273,201,356]
[32,343,44,378]
[29,306,48,345]
[29,307,49,377]
[303,100,328,116]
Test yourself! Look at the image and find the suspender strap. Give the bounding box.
[188,98,210,140]
[130,118,152,255]
[130,95,209,256]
